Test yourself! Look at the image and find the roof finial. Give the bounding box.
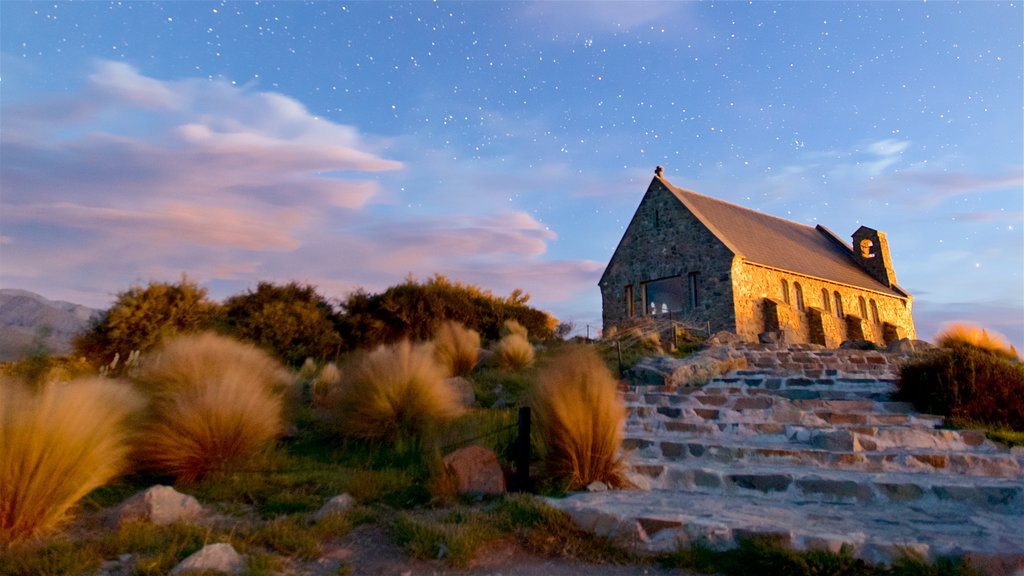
[655,165,664,177]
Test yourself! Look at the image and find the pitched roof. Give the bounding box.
[657,176,908,298]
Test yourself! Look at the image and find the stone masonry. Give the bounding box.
[547,345,1024,569]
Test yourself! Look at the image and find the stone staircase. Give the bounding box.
[547,346,1024,568]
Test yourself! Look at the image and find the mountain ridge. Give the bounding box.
[0,288,102,361]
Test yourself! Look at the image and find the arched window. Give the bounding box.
[870,299,880,324]
[833,291,844,318]
[859,296,868,320]
[794,282,805,311]
[780,279,790,305]
[821,288,831,313]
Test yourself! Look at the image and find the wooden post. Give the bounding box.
[513,406,531,492]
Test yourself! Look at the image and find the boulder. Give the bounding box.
[707,331,742,346]
[839,339,878,350]
[624,353,746,389]
[445,377,477,408]
[170,543,244,575]
[758,330,789,344]
[885,338,934,354]
[443,445,506,496]
[313,494,356,521]
[112,485,203,526]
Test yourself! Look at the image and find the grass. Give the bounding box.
[433,320,481,377]
[494,332,535,371]
[531,344,628,490]
[327,341,465,447]
[393,508,498,568]
[935,323,1019,360]
[0,377,143,544]
[131,332,290,483]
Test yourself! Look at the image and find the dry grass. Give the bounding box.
[531,345,628,490]
[936,323,1019,360]
[0,377,142,544]
[432,321,481,377]
[494,333,535,371]
[311,361,341,408]
[503,319,529,338]
[131,333,290,483]
[329,341,465,445]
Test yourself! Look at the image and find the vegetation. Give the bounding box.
[531,344,628,490]
[336,274,555,348]
[432,320,481,377]
[494,331,536,371]
[935,323,1019,360]
[0,377,142,543]
[325,340,465,448]
[897,325,1024,431]
[131,332,291,482]
[73,277,219,366]
[220,281,344,367]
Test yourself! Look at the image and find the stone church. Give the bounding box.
[600,168,916,347]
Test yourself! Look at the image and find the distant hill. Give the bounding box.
[0,289,102,361]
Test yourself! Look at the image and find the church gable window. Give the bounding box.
[794,282,805,311]
[642,276,684,316]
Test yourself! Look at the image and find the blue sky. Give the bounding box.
[1,1,1021,348]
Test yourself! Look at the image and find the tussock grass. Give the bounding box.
[502,319,529,338]
[433,321,481,377]
[531,345,627,490]
[494,333,535,371]
[132,332,290,483]
[0,377,142,544]
[328,341,465,447]
[311,361,341,407]
[936,323,1019,360]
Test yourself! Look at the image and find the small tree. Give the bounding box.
[220,281,343,367]
[73,277,219,365]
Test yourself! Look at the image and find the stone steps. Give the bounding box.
[627,460,1024,512]
[553,352,1024,564]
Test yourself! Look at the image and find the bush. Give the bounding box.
[220,281,344,367]
[328,341,465,447]
[0,377,142,543]
[432,321,481,377]
[531,345,627,490]
[73,278,219,366]
[935,323,1019,360]
[311,362,342,408]
[131,333,291,482]
[896,343,1024,431]
[494,332,535,372]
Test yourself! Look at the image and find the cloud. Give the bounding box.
[521,2,694,35]
[893,169,1024,201]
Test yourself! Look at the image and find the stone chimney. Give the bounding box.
[851,226,897,288]
[655,165,664,177]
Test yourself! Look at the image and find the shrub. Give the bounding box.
[936,323,1019,360]
[0,377,142,543]
[897,343,1024,431]
[432,321,481,377]
[311,361,342,408]
[329,341,465,446]
[131,332,291,483]
[531,345,627,490]
[494,333,535,371]
[73,277,219,365]
[502,319,529,338]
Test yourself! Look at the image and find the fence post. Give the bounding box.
[616,340,623,374]
[513,406,531,492]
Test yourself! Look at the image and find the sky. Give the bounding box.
[1,1,1022,349]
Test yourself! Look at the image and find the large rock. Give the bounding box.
[625,353,746,389]
[312,494,356,521]
[885,338,934,354]
[170,543,244,575]
[112,485,204,526]
[445,376,477,408]
[707,331,743,346]
[443,445,506,496]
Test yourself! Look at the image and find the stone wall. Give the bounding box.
[731,261,915,346]
[600,179,736,334]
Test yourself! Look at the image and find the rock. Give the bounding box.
[313,494,356,520]
[112,485,203,526]
[624,352,746,389]
[839,339,878,350]
[586,481,609,492]
[170,543,244,575]
[707,331,743,345]
[758,330,789,344]
[443,445,506,496]
[445,376,476,407]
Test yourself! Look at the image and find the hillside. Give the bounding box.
[0,289,101,361]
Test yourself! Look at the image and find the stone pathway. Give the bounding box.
[547,346,1024,567]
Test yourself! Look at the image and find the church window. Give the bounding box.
[780,279,790,305]
[642,276,684,316]
[833,292,844,318]
[822,288,831,313]
[625,285,634,317]
[794,283,805,311]
[870,299,880,324]
[688,272,699,309]
[859,296,868,320]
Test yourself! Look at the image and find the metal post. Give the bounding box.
[514,406,531,492]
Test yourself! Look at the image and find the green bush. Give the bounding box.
[896,343,1024,431]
